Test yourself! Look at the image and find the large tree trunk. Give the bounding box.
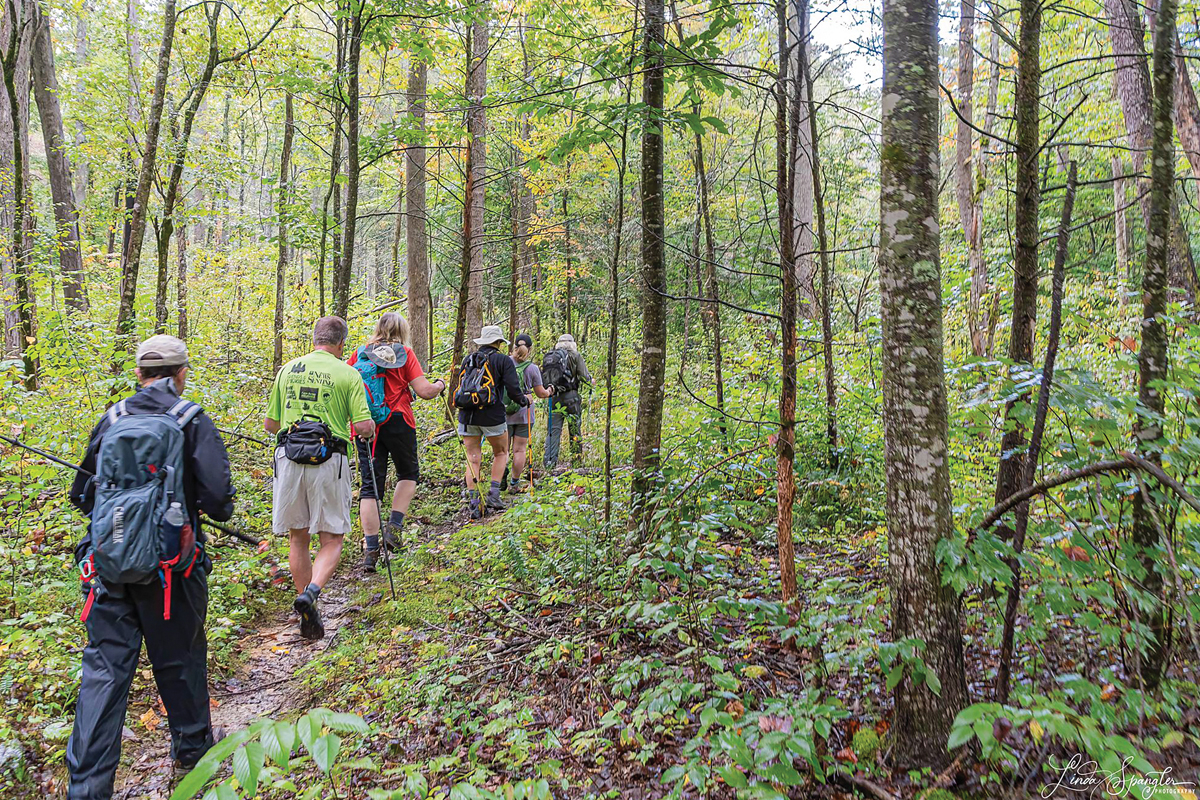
[0,0,35,386]
[332,4,361,319]
[1131,0,1178,690]
[879,0,968,764]
[629,0,668,533]
[465,7,489,338]
[789,0,816,318]
[113,0,177,355]
[1105,0,1197,300]
[406,58,430,363]
[515,22,534,333]
[31,0,86,312]
[992,0,1042,548]
[175,204,188,338]
[273,91,293,373]
[120,0,141,265]
[1172,45,1200,189]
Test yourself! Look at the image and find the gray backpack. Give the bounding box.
[88,397,202,617]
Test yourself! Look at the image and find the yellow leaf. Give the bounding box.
[139,708,160,730]
[1029,720,1044,743]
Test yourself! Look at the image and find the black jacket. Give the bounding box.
[71,380,236,545]
[458,345,528,428]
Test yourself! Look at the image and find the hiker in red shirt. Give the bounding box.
[348,313,446,571]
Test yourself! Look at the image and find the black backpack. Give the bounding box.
[541,349,576,395]
[455,351,497,410]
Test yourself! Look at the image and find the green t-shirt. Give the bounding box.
[267,350,371,443]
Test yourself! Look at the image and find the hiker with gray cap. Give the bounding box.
[542,333,592,471]
[67,334,235,798]
[453,325,528,518]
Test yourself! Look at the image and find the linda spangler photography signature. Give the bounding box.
[1040,753,1197,798]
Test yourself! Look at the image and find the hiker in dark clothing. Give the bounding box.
[543,333,591,471]
[455,325,528,518]
[67,335,235,799]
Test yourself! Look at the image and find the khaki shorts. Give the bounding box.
[458,421,507,439]
[272,447,352,535]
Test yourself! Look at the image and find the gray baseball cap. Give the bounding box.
[136,334,189,368]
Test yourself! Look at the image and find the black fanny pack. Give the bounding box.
[278,417,346,465]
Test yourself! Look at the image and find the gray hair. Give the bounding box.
[313,316,349,346]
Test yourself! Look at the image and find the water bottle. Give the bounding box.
[164,502,185,545]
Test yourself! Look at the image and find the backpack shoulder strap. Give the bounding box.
[166,398,203,428]
[106,399,129,427]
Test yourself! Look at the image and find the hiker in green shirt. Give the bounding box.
[265,316,375,640]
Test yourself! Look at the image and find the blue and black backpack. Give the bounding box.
[83,396,202,621]
[354,344,407,424]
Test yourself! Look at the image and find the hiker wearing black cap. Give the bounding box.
[265,316,375,640]
[348,312,446,572]
[542,333,591,471]
[503,333,554,493]
[67,335,235,799]
[454,325,528,517]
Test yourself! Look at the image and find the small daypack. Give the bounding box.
[354,345,394,424]
[455,351,497,410]
[86,397,202,620]
[504,360,532,415]
[541,349,576,394]
[279,416,342,464]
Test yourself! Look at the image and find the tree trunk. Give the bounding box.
[974,23,1001,355]
[154,5,220,334]
[879,0,968,764]
[391,170,404,298]
[789,0,816,318]
[0,0,35,387]
[274,91,293,373]
[993,0,1042,545]
[1131,0,1177,690]
[465,7,489,338]
[957,0,990,356]
[406,58,430,363]
[629,0,667,534]
[804,57,837,468]
[1113,154,1132,303]
[563,182,572,336]
[31,0,86,312]
[120,0,141,267]
[114,0,177,357]
[773,0,800,606]
[73,5,87,214]
[176,205,188,339]
[1173,46,1200,190]
[332,4,361,319]
[516,22,534,333]
[1105,0,1197,300]
[997,162,1077,703]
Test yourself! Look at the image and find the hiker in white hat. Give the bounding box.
[452,325,528,518]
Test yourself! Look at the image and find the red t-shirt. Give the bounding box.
[348,345,425,429]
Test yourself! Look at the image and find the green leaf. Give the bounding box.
[925,668,942,696]
[325,712,370,734]
[309,732,341,773]
[263,721,296,769]
[946,724,975,750]
[760,760,802,786]
[717,765,749,788]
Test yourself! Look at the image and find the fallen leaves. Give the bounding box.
[139,708,160,731]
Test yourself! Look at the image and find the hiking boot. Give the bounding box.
[363,548,379,573]
[172,727,226,786]
[469,497,483,520]
[507,479,527,495]
[485,493,507,512]
[293,590,325,640]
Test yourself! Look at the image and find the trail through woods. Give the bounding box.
[112,573,358,798]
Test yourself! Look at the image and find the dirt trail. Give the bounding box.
[112,574,357,799]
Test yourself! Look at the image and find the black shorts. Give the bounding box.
[508,423,530,439]
[357,417,420,499]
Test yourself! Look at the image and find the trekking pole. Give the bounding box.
[364,439,397,601]
[1,434,266,548]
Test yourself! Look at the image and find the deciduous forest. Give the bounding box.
[1,0,1199,794]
